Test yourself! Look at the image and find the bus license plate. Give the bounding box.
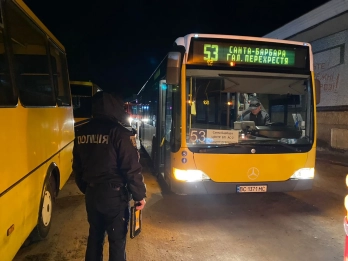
[237,185,267,193]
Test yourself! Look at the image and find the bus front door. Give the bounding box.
[158,80,172,179]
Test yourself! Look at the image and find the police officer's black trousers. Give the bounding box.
[85,183,130,261]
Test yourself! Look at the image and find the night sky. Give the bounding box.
[24,0,329,99]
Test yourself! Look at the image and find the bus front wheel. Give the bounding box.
[30,175,56,241]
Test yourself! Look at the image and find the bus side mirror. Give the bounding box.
[166,51,182,85]
[315,79,321,105]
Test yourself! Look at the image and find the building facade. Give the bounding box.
[265,0,348,151]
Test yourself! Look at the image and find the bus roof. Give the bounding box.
[264,0,348,40]
[138,33,314,95]
[175,33,311,52]
[175,33,313,70]
[13,0,65,51]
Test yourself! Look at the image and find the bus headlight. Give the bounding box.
[173,168,210,182]
[290,168,314,179]
[345,195,348,212]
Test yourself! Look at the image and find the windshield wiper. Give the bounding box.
[198,140,302,152]
[196,143,240,152]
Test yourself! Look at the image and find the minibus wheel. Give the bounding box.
[30,175,56,241]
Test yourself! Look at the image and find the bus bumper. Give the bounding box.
[169,178,313,195]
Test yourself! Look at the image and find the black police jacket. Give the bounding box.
[72,92,146,201]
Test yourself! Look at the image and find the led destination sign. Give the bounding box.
[187,38,309,69]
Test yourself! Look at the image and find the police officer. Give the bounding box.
[239,98,270,126]
[72,91,146,261]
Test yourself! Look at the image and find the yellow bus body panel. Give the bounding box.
[171,147,316,182]
[0,106,74,261]
[0,1,75,260]
[74,117,89,123]
[186,150,314,182]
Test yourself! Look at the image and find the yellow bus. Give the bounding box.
[70,80,102,127]
[0,0,74,260]
[137,33,321,195]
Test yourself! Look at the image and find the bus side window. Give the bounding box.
[7,0,55,107]
[0,29,16,106]
[49,41,71,106]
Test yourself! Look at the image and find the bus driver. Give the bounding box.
[240,98,270,126]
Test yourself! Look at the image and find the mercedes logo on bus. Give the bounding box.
[247,167,260,180]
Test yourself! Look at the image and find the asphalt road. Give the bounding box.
[14,153,347,261]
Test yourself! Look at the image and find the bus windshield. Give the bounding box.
[186,71,314,148]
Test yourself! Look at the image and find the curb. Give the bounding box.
[316,157,348,167]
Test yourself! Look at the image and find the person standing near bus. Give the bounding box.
[72,91,146,261]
